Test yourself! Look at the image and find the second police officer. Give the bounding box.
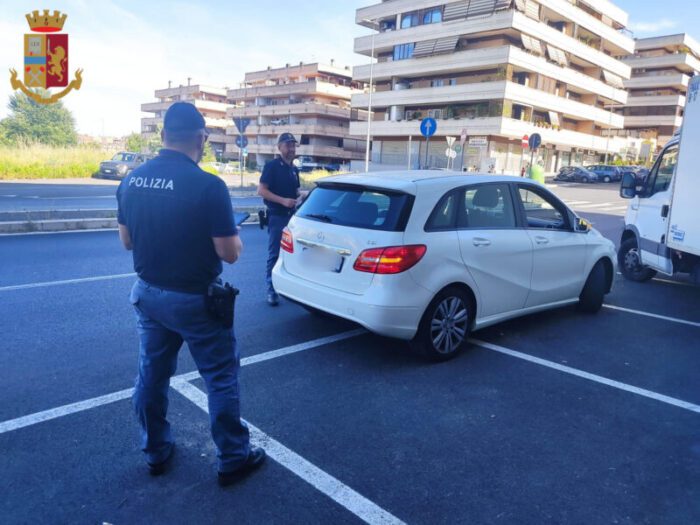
[257,133,308,306]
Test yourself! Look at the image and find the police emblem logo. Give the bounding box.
[8,10,83,105]
[688,77,700,105]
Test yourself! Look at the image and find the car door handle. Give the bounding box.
[472,238,491,247]
[534,236,550,245]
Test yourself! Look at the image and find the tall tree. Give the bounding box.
[0,92,77,146]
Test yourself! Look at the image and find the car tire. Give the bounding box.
[577,261,607,313]
[603,176,611,183]
[581,176,589,183]
[410,287,472,361]
[618,237,656,282]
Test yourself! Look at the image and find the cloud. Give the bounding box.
[628,18,678,34]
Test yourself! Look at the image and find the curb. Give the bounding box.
[0,206,263,234]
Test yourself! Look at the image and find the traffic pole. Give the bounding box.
[424,136,430,169]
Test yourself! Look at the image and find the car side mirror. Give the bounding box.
[575,217,591,233]
[620,172,637,199]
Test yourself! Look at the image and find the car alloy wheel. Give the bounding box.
[429,296,469,355]
[603,176,611,183]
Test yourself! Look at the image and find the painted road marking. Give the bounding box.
[471,339,700,414]
[173,380,405,525]
[0,330,366,435]
[0,273,137,292]
[603,304,700,329]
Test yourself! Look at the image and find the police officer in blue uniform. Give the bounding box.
[117,102,265,486]
[258,133,308,305]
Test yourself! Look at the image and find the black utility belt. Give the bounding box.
[267,208,294,217]
[205,280,239,328]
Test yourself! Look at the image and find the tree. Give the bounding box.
[0,92,77,146]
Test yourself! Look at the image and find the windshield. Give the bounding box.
[112,153,136,162]
[298,184,413,232]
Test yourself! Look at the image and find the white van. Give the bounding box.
[618,76,700,284]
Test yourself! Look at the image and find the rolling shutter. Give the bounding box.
[602,70,624,89]
[443,1,469,21]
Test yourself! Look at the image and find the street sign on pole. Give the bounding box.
[460,128,468,145]
[522,135,529,149]
[242,148,248,157]
[420,118,437,167]
[420,118,437,138]
[454,144,463,154]
[446,136,456,147]
[235,136,249,149]
[528,133,542,150]
[234,118,251,134]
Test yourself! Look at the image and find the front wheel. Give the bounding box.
[618,238,656,282]
[603,176,611,183]
[580,176,589,183]
[411,288,472,361]
[577,261,607,313]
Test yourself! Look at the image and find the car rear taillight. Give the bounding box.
[353,245,427,274]
[281,228,294,253]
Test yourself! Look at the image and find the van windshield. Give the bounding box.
[299,183,413,231]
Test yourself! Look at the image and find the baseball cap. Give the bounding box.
[163,102,206,133]
[277,132,298,144]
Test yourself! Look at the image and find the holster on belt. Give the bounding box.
[206,281,239,328]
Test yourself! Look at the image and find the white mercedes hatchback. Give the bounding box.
[272,172,616,360]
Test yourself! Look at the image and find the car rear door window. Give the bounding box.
[299,184,413,231]
[518,186,569,230]
[426,191,458,231]
[458,184,516,229]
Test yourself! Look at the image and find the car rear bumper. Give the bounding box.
[272,263,426,340]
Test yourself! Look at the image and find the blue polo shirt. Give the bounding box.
[117,149,237,294]
[260,158,300,215]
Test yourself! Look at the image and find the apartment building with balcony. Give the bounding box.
[141,81,232,160]
[619,33,700,148]
[352,0,635,173]
[226,62,367,168]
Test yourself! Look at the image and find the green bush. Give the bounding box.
[0,143,115,179]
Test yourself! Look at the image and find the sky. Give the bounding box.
[1,0,698,137]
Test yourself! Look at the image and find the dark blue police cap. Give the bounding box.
[277,132,298,144]
[163,102,206,132]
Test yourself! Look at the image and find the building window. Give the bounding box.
[401,13,419,28]
[393,43,415,61]
[449,78,457,86]
[431,79,445,87]
[423,8,442,24]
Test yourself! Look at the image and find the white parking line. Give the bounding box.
[603,304,700,329]
[0,273,136,292]
[563,200,590,205]
[471,339,700,414]
[173,380,405,525]
[0,329,365,435]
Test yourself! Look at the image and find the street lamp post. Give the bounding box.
[363,20,376,173]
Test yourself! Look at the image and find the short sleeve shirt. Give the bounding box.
[260,158,300,214]
[117,149,237,294]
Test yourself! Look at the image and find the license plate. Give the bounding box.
[104,169,113,173]
[306,248,344,273]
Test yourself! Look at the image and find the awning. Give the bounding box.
[602,70,624,89]
[412,40,437,58]
[546,44,569,66]
[525,0,540,20]
[548,111,561,127]
[433,36,460,54]
[521,34,544,55]
[443,1,469,21]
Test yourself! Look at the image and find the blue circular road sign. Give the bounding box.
[528,133,542,150]
[420,117,437,138]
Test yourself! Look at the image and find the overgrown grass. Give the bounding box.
[0,144,115,180]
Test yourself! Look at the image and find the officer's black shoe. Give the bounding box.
[267,292,279,306]
[217,447,266,487]
[148,444,175,476]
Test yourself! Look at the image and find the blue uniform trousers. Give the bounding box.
[130,279,250,472]
[266,212,291,293]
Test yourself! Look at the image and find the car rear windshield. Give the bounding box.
[298,183,414,231]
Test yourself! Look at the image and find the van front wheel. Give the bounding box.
[618,238,656,282]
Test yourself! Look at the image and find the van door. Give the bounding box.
[636,144,678,272]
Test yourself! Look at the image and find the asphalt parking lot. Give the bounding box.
[1,184,699,524]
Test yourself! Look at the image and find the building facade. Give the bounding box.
[141,81,232,159]
[351,0,636,173]
[620,34,700,148]
[226,62,366,169]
